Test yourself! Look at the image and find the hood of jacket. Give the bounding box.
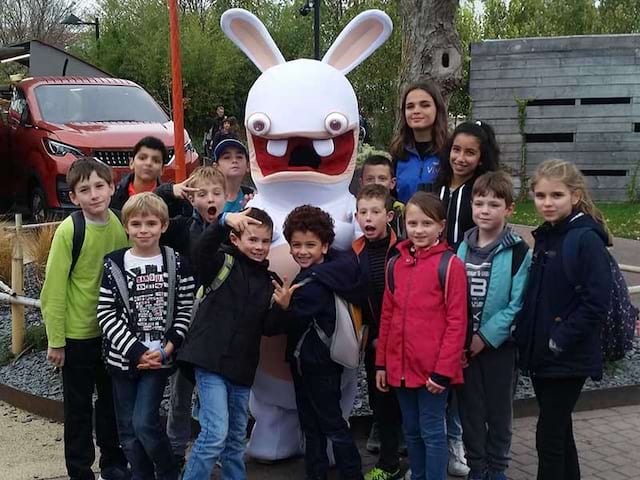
[533,211,609,246]
[299,249,365,305]
[463,225,523,255]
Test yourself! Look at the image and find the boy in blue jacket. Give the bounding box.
[455,171,532,480]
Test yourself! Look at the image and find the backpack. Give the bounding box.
[293,277,367,370]
[562,228,639,362]
[190,253,235,322]
[386,249,456,299]
[69,209,122,274]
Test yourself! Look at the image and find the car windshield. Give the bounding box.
[34,84,169,124]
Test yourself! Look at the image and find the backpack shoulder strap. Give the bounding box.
[70,210,86,274]
[198,253,235,298]
[108,258,132,319]
[110,208,122,223]
[438,249,455,304]
[511,241,530,277]
[164,246,177,333]
[385,254,400,294]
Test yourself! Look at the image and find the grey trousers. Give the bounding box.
[458,342,516,474]
[166,368,195,457]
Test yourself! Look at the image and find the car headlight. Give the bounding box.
[44,139,83,157]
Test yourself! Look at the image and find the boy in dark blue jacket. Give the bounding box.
[275,205,367,480]
[456,172,531,480]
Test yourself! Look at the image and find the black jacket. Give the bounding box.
[438,177,476,250]
[177,221,282,386]
[282,250,367,372]
[514,212,611,380]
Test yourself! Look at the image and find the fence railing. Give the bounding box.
[1,214,639,356]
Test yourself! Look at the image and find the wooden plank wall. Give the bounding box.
[469,35,640,201]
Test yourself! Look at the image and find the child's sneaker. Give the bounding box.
[367,422,381,453]
[448,439,470,477]
[467,471,485,480]
[403,469,411,480]
[98,465,131,480]
[364,467,402,480]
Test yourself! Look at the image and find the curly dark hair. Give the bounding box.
[283,205,335,246]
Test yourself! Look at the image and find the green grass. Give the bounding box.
[511,202,640,240]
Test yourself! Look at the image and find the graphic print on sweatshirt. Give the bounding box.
[124,251,166,346]
[465,261,491,331]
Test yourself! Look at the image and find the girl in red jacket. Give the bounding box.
[376,192,468,480]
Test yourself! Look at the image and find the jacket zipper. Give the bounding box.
[401,255,417,385]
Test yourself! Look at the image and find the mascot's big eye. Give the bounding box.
[324,113,349,136]
[247,113,271,136]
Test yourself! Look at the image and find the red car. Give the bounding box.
[0,76,199,220]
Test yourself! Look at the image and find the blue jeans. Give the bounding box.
[396,386,449,480]
[183,369,250,480]
[447,390,463,442]
[111,369,178,480]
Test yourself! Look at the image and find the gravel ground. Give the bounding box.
[1,306,639,415]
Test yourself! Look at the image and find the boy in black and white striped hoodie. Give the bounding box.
[97,192,194,480]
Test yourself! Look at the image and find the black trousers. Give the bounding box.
[532,376,586,480]
[365,348,402,472]
[62,337,127,480]
[458,342,515,474]
[292,364,363,480]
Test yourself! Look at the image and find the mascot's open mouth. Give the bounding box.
[252,130,355,177]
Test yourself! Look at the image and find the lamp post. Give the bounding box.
[61,14,100,42]
[299,1,320,60]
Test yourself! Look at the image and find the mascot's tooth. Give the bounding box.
[266,139,288,157]
[312,138,335,157]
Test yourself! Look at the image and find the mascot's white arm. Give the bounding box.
[220,8,392,460]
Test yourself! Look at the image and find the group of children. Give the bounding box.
[41,80,614,480]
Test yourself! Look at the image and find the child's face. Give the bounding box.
[356,197,393,241]
[230,224,272,262]
[472,192,513,234]
[449,133,481,182]
[361,164,396,190]
[216,147,248,180]
[289,231,329,269]
[405,89,436,132]
[189,180,226,223]
[405,204,445,250]
[130,146,164,183]
[70,171,115,219]
[125,213,168,252]
[533,177,580,225]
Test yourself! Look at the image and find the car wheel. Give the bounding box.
[29,186,48,223]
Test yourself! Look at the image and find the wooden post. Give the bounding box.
[11,213,25,355]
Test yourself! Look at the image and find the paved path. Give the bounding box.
[8,401,636,480]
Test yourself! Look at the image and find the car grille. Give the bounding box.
[94,148,174,167]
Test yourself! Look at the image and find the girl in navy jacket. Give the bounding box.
[389,80,449,203]
[514,159,612,480]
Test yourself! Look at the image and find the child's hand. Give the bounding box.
[225,208,261,233]
[376,370,390,392]
[138,350,162,370]
[172,178,199,200]
[47,347,65,368]
[469,334,486,358]
[461,351,469,369]
[164,341,175,358]
[272,276,301,310]
[240,192,255,209]
[426,377,446,394]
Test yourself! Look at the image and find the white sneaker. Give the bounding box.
[447,439,470,477]
[403,469,411,480]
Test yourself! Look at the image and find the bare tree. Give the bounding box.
[0,0,75,46]
[398,0,463,102]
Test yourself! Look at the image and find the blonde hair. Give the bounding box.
[122,192,169,225]
[531,159,611,242]
[186,166,226,192]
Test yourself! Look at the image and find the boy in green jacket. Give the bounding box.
[41,157,130,480]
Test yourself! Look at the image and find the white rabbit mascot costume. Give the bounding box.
[220,8,393,461]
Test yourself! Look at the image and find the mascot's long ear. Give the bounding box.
[221,8,286,72]
[322,9,393,76]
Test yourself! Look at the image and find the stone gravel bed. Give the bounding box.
[1,310,638,416]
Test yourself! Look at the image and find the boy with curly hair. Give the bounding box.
[274,205,367,480]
